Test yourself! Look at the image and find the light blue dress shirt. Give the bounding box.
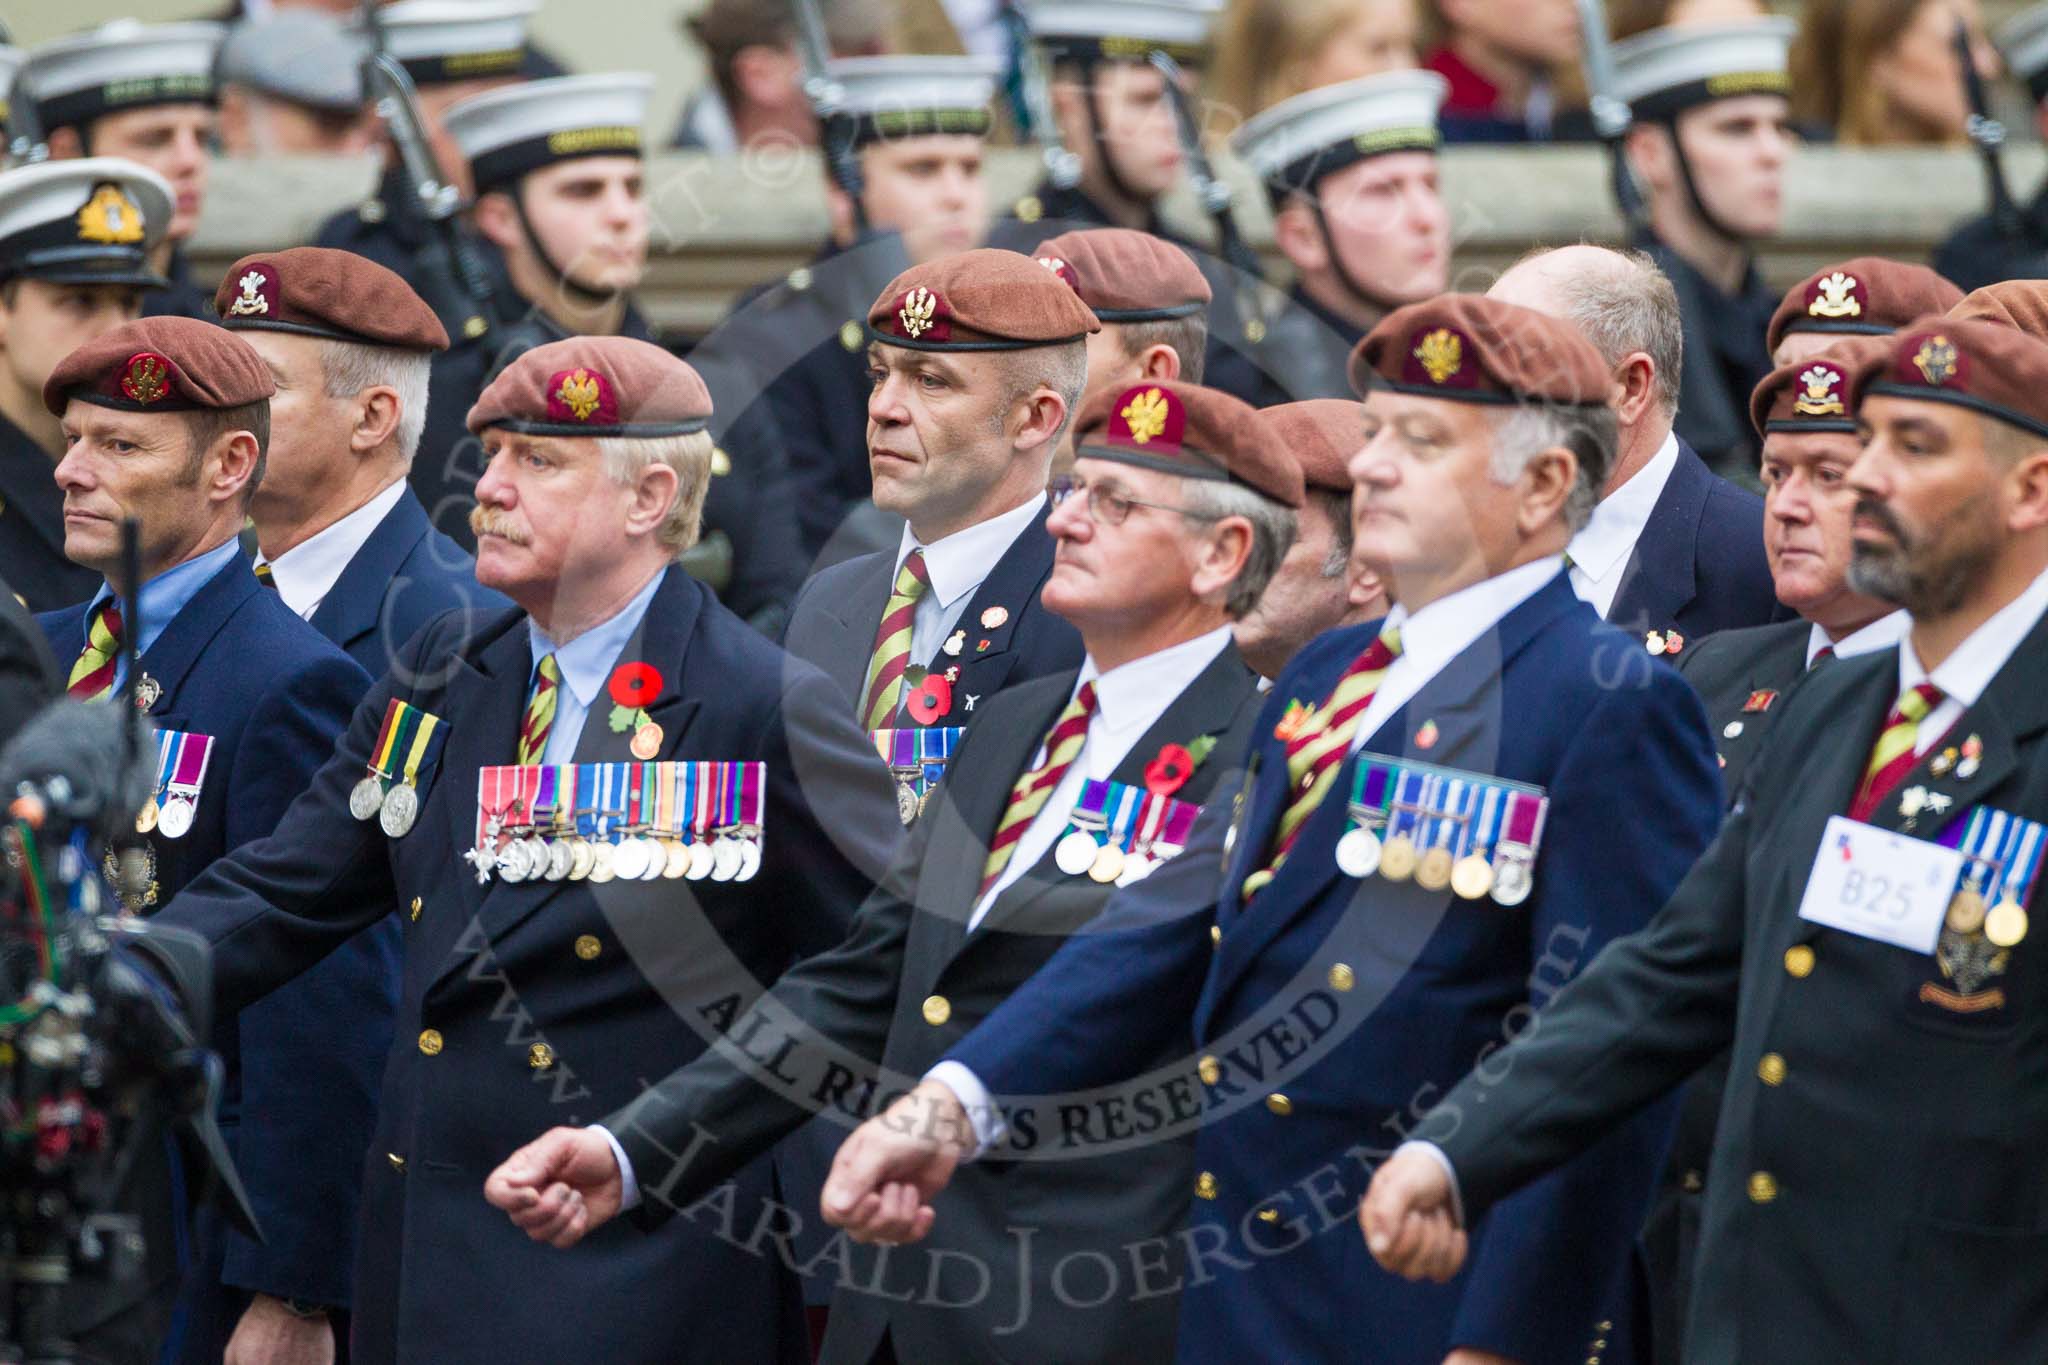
[78,538,242,690]
[524,567,668,766]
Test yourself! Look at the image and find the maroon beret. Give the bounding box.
[868,247,1100,351]
[1949,279,2048,342]
[1351,295,1612,408]
[467,336,711,437]
[1254,400,1362,493]
[1845,315,2048,442]
[1074,380,1305,508]
[1749,336,1890,438]
[214,247,451,352]
[1030,228,1211,322]
[1766,257,1963,354]
[44,316,275,416]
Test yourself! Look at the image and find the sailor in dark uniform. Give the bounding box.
[1611,19,1796,485]
[1205,71,1452,410]
[0,157,172,611]
[1933,4,2048,291]
[25,20,223,322]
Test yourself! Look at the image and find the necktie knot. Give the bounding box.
[1897,681,1942,724]
[253,560,277,590]
[1071,680,1098,719]
[95,600,123,643]
[896,549,931,600]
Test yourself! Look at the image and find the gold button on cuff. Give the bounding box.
[574,934,602,960]
[1194,1171,1217,1200]
[387,1152,406,1171]
[1210,923,1222,944]
[417,1028,443,1056]
[1784,945,1815,978]
[529,1043,555,1070]
[1256,1207,1280,1223]
[1682,1169,1703,1193]
[1265,1093,1293,1116]
[1747,1171,1778,1203]
[409,896,422,921]
[1328,963,1355,992]
[1198,1055,1221,1085]
[1757,1053,1787,1086]
[922,994,951,1026]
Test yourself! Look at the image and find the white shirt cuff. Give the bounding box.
[591,1124,641,1211]
[922,1061,1004,1159]
[1394,1139,1465,1227]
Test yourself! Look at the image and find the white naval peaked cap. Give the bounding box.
[1230,70,1447,200]
[1021,0,1222,62]
[1998,3,2048,95]
[0,156,174,287]
[1611,18,1795,119]
[825,55,1001,144]
[361,0,540,85]
[24,21,224,133]
[445,73,653,195]
[217,11,369,115]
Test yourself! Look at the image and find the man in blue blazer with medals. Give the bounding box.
[811,296,1725,1365]
[785,249,1094,738]
[37,316,376,1363]
[483,378,1292,1364]
[138,336,903,1365]
[1365,315,2048,1364]
[217,247,508,679]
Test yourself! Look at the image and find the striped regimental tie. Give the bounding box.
[253,560,277,589]
[66,600,124,701]
[977,681,1099,899]
[860,550,931,730]
[516,653,561,766]
[1241,625,1403,900]
[1848,681,1943,822]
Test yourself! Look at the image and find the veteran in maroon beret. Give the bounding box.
[1367,313,2048,1364]
[807,295,1723,1365]
[1949,277,2048,340]
[480,378,1290,1364]
[134,332,905,1365]
[38,313,378,1365]
[1233,399,1391,680]
[1767,256,1964,368]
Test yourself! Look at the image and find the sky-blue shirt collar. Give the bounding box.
[528,567,669,709]
[84,538,241,659]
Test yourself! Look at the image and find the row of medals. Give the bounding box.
[134,790,198,840]
[1335,819,1533,906]
[1052,828,1181,886]
[350,771,422,838]
[1945,877,2029,948]
[491,825,763,885]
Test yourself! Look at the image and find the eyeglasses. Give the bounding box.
[1049,473,1219,527]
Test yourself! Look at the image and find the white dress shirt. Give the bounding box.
[1567,432,1680,619]
[256,479,408,621]
[1807,610,1909,669]
[889,494,1045,669]
[968,626,1235,929]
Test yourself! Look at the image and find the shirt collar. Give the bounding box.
[1808,610,1909,668]
[88,538,240,660]
[1566,431,1680,585]
[1380,557,1562,677]
[1072,626,1234,735]
[1899,568,2048,707]
[530,568,669,710]
[896,494,1046,611]
[257,479,408,618]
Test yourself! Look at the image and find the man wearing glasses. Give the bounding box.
[487,379,1295,1365]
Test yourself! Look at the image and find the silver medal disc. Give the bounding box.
[736,837,762,881]
[349,776,386,821]
[637,842,665,880]
[1115,853,1157,887]
[612,837,650,881]
[157,795,196,840]
[1491,858,1533,907]
[497,840,532,883]
[686,841,715,881]
[1334,826,1382,879]
[379,782,419,837]
[710,836,742,882]
[1054,829,1100,876]
[545,840,573,881]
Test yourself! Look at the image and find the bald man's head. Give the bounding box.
[1488,244,1683,420]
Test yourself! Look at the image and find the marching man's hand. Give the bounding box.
[484,1126,625,1248]
[1359,1146,1469,1283]
[820,1079,974,1244]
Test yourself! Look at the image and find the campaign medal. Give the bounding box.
[735,763,766,881]
[1452,785,1503,901]
[1377,768,1425,883]
[1491,788,1551,908]
[136,730,174,835]
[1984,814,2043,949]
[135,800,158,835]
[542,767,576,881]
[1414,777,1460,892]
[708,765,743,882]
[1055,826,1101,876]
[155,732,214,840]
[613,763,651,880]
[352,699,407,821]
[1945,810,1997,934]
[381,703,442,838]
[1335,761,1394,879]
[1088,785,1142,884]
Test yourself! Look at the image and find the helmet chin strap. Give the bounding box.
[1658,116,1754,250]
[1078,59,1150,213]
[510,186,621,311]
[1309,200,1398,321]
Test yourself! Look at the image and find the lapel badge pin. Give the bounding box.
[1742,690,1777,713]
[1899,786,1929,818]
[977,638,991,652]
[1414,719,1440,750]
[1663,631,1684,655]
[1644,630,1664,655]
[1958,735,1983,780]
[1931,748,1957,777]
[943,629,965,657]
[965,694,979,712]
[134,673,162,711]
[980,606,1009,629]
[1926,792,1953,814]
[1723,720,1744,739]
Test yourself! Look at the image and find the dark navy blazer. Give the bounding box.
[1608,440,1785,646]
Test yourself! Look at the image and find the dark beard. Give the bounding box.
[1847,493,1998,617]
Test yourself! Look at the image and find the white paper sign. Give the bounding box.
[1797,815,1963,954]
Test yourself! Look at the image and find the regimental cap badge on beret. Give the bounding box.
[548,367,615,425]
[896,286,946,342]
[226,262,277,318]
[1407,327,1471,388]
[1806,270,1864,320]
[121,352,173,405]
[1910,334,1963,387]
[1036,255,1080,292]
[75,183,146,246]
[1793,362,1846,416]
[1115,385,1180,446]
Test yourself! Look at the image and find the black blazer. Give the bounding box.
[607,640,1265,1365]
[784,503,1083,728]
[1607,440,1784,649]
[0,415,100,613]
[1435,608,2048,1364]
[144,569,905,1365]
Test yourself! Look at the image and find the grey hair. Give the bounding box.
[1488,402,1616,533]
[1519,246,1683,419]
[992,338,1090,445]
[318,340,431,465]
[1178,478,1298,618]
[594,430,715,557]
[1308,486,1352,578]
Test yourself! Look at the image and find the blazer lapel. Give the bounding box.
[937,505,1059,721]
[134,552,259,729]
[1608,443,1708,634]
[817,553,893,708]
[309,489,434,654]
[431,617,535,923]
